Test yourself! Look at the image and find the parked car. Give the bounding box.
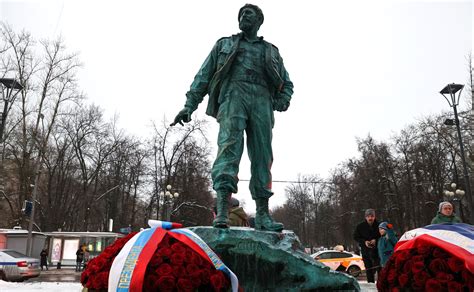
[0,249,41,281]
[311,250,365,278]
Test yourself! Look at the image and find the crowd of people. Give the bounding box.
[353,201,462,283]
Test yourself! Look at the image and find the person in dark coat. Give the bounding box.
[40,249,48,271]
[353,209,381,283]
[75,245,84,272]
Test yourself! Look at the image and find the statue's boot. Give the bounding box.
[212,193,229,228]
[255,198,284,232]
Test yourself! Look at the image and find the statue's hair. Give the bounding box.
[238,4,264,26]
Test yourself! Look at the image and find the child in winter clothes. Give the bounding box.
[377,222,398,267]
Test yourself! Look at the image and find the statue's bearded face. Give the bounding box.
[239,8,260,32]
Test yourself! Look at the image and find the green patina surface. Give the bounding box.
[189,227,361,292]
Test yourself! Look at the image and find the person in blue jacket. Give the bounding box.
[377,221,398,267]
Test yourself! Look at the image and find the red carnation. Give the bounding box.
[156,263,174,277]
[177,278,195,292]
[412,261,425,273]
[156,275,176,292]
[447,281,464,292]
[210,271,227,291]
[398,273,410,288]
[447,257,464,273]
[425,278,442,291]
[429,258,449,274]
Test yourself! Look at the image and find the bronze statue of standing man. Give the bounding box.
[172,4,294,232]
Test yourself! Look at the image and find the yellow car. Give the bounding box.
[311,250,365,278]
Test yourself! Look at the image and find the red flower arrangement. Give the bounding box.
[377,244,474,292]
[81,232,231,292]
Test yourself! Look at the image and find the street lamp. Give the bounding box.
[159,185,179,221]
[440,83,473,223]
[0,78,23,193]
[444,182,465,221]
[0,78,23,143]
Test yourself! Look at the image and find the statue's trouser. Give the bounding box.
[211,83,283,231]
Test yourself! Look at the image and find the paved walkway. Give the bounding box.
[29,267,81,282]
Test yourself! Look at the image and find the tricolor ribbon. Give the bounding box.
[108,220,238,292]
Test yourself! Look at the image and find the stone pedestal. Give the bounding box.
[189,227,360,292]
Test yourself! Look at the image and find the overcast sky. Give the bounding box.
[1,0,473,213]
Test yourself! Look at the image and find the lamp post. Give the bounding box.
[0,78,23,191]
[444,182,465,221]
[440,83,473,223]
[159,184,179,221]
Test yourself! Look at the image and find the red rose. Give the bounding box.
[436,272,454,283]
[172,265,186,278]
[425,278,442,291]
[177,278,195,292]
[429,258,449,274]
[412,255,425,263]
[394,250,410,269]
[200,269,211,285]
[398,273,410,288]
[461,270,474,289]
[157,246,173,258]
[210,271,227,291]
[171,242,187,253]
[412,261,425,274]
[156,275,176,292]
[187,250,203,266]
[156,263,174,277]
[91,271,109,289]
[447,257,464,273]
[143,274,159,291]
[447,281,464,292]
[417,245,432,257]
[189,271,202,287]
[403,259,413,272]
[413,271,429,286]
[186,263,200,274]
[432,247,448,258]
[390,288,400,292]
[149,253,164,267]
[170,252,186,266]
[387,268,398,284]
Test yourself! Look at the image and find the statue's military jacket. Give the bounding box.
[185,33,294,118]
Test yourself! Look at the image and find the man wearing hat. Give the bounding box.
[353,209,381,283]
[172,4,293,232]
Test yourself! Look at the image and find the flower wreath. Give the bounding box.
[377,223,474,291]
[81,221,238,292]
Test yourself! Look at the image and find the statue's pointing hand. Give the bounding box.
[170,107,192,126]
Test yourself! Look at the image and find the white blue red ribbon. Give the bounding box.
[396,223,474,273]
[108,220,238,292]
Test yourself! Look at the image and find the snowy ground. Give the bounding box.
[0,280,377,291]
[0,281,83,291]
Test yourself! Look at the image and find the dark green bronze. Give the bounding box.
[172,4,293,232]
[188,227,361,291]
